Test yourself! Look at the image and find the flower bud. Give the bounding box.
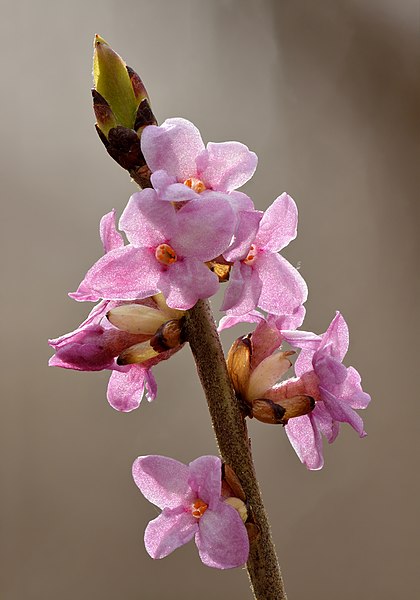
[246,351,293,402]
[117,341,158,365]
[93,34,139,130]
[150,318,186,353]
[251,399,286,424]
[226,336,252,401]
[252,395,314,424]
[107,304,167,335]
[225,497,248,523]
[92,35,157,187]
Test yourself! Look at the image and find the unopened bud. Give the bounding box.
[150,318,185,353]
[107,304,167,335]
[225,497,248,523]
[226,336,252,400]
[117,341,158,365]
[246,351,292,402]
[251,399,286,424]
[93,35,139,130]
[275,395,315,422]
[92,35,157,187]
[152,293,185,320]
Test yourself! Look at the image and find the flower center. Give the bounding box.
[155,243,177,265]
[191,498,208,518]
[243,244,257,265]
[184,177,206,193]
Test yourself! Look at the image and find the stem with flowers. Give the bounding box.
[49,34,371,600]
[185,299,286,599]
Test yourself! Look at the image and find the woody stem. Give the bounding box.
[185,299,287,600]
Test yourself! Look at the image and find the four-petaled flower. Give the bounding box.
[132,455,249,569]
[221,193,308,316]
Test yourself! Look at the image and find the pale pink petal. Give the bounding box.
[224,210,263,262]
[188,456,222,509]
[294,347,316,377]
[196,141,257,192]
[141,118,204,180]
[254,193,298,252]
[271,305,306,331]
[107,366,149,412]
[49,300,110,348]
[144,508,198,559]
[158,182,201,202]
[158,259,219,310]
[281,329,321,350]
[71,246,160,302]
[314,355,348,387]
[225,191,255,212]
[221,262,262,315]
[341,367,371,409]
[150,170,177,197]
[285,414,324,470]
[312,402,337,443]
[257,253,308,315]
[196,502,249,569]
[218,310,263,332]
[173,198,235,261]
[48,325,116,371]
[321,387,367,437]
[132,456,194,510]
[119,189,177,247]
[100,209,124,253]
[320,312,349,361]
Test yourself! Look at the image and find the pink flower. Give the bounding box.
[72,189,236,310]
[221,193,308,316]
[271,312,371,469]
[141,117,257,204]
[132,455,249,569]
[48,298,180,412]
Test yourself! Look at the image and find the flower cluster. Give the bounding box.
[50,112,370,568]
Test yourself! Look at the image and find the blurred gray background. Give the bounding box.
[1,0,419,598]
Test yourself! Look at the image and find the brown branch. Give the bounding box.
[185,299,287,600]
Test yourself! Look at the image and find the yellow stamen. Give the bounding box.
[243,244,257,265]
[184,177,206,193]
[155,243,177,265]
[191,498,208,518]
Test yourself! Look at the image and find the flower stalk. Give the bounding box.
[185,300,287,600]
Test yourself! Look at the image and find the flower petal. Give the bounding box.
[132,456,194,510]
[254,193,298,252]
[119,189,177,247]
[285,414,324,470]
[100,209,124,253]
[71,246,160,302]
[196,502,249,569]
[107,366,154,412]
[321,387,367,437]
[144,507,198,559]
[218,310,263,332]
[341,367,371,409]
[158,259,219,310]
[141,118,204,181]
[224,210,263,262]
[221,262,262,315]
[188,456,222,509]
[196,141,257,192]
[173,197,235,261]
[319,312,349,361]
[257,252,308,315]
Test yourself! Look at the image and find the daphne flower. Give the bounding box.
[268,312,371,469]
[72,189,235,310]
[221,192,308,316]
[132,455,249,569]
[49,296,184,412]
[141,117,257,205]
